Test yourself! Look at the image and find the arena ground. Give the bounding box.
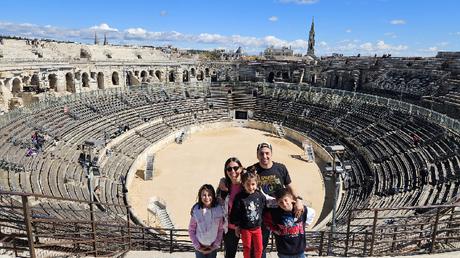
[128,127,325,229]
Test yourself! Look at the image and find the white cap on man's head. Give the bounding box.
[257,142,272,152]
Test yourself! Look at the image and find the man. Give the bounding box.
[248,142,304,258]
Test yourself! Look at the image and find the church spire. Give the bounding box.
[307,17,315,56]
[94,32,99,45]
[103,33,108,45]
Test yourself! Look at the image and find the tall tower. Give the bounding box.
[307,17,315,56]
[94,32,99,45]
[103,33,108,45]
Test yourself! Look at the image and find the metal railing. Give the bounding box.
[1,190,459,257]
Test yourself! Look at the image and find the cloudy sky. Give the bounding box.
[0,0,458,56]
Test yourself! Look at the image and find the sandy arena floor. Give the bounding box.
[128,127,325,229]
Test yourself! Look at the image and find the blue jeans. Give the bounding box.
[278,253,306,258]
[195,249,217,258]
[261,226,270,258]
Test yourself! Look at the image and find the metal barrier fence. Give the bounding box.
[0,190,459,257]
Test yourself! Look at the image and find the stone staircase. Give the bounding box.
[149,200,175,229]
[273,122,286,138]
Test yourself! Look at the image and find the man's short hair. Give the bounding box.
[257,142,272,152]
[274,188,294,200]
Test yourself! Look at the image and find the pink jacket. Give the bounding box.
[188,204,224,251]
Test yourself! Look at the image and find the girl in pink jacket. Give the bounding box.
[189,184,224,258]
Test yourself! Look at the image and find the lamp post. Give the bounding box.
[326,145,345,256]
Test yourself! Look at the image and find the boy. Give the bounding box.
[264,188,315,258]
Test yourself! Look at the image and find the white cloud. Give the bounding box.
[345,29,352,33]
[278,0,319,4]
[390,19,406,25]
[160,10,168,17]
[358,40,408,52]
[124,28,148,39]
[0,20,423,56]
[269,16,279,22]
[89,23,118,32]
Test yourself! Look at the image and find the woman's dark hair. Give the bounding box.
[223,157,243,193]
[196,184,218,209]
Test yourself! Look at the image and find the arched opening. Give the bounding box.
[127,71,134,86]
[276,71,282,78]
[282,72,290,81]
[190,68,196,77]
[48,74,57,91]
[197,71,204,81]
[169,71,175,82]
[22,76,30,85]
[31,74,39,87]
[82,72,90,88]
[112,72,119,85]
[140,71,148,82]
[12,78,21,96]
[205,68,210,77]
[97,72,104,89]
[311,74,316,83]
[211,71,218,82]
[155,70,162,82]
[267,72,275,83]
[183,70,189,82]
[65,73,75,93]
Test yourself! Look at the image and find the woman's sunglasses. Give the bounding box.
[226,166,240,172]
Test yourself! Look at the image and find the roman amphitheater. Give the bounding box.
[0,35,460,258]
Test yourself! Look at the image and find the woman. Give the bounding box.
[217,157,244,258]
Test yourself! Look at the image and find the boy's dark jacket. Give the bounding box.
[263,205,308,255]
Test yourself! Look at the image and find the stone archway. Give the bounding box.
[205,68,210,77]
[97,72,105,89]
[197,71,204,81]
[127,71,134,86]
[211,71,217,82]
[112,72,119,85]
[48,74,58,91]
[267,72,275,83]
[183,70,189,82]
[190,68,196,77]
[82,72,90,88]
[169,71,175,82]
[31,74,39,87]
[12,78,21,96]
[140,71,148,82]
[155,70,162,82]
[65,72,75,93]
[22,76,30,85]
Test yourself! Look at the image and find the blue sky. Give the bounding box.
[0,0,459,56]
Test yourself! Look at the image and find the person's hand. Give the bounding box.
[294,199,304,218]
[199,245,212,254]
[219,178,228,192]
[234,227,241,238]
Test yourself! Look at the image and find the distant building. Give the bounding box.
[264,46,294,58]
[436,52,460,59]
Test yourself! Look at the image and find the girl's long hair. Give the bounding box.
[193,184,218,212]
